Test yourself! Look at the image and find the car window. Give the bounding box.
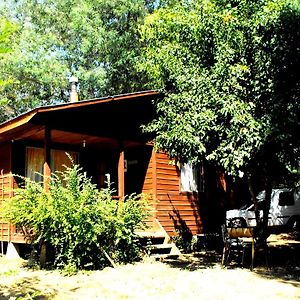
[248,201,264,211]
[279,191,294,206]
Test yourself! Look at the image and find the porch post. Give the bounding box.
[152,149,157,197]
[43,127,51,192]
[118,142,125,199]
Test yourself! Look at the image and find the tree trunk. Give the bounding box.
[247,174,261,227]
[262,168,272,242]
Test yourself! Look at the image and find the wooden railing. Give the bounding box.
[0,171,27,243]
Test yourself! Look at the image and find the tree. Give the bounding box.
[139,0,300,237]
[0,18,18,121]
[0,0,157,122]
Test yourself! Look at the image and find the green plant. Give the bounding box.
[1,162,150,271]
[172,229,194,254]
[140,0,300,240]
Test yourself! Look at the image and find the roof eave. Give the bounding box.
[0,90,161,136]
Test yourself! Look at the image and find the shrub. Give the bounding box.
[172,229,194,253]
[1,163,150,271]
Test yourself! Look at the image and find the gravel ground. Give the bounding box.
[0,234,299,300]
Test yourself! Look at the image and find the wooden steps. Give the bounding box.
[136,219,181,259]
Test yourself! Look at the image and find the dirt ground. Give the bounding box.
[0,233,299,300]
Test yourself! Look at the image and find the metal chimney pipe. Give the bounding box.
[69,76,79,102]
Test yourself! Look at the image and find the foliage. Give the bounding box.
[1,163,150,271]
[0,0,160,122]
[140,0,300,180]
[139,0,300,237]
[0,18,18,121]
[172,229,195,253]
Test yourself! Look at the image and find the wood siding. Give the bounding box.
[155,152,202,236]
[142,149,157,229]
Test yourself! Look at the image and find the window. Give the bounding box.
[249,201,265,211]
[180,163,198,192]
[279,191,294,206]
[50,149,78,173]
[26,147,44,182]
[26,147,79,182]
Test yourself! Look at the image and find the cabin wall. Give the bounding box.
[0,143,12,174]
[141,149,155,196]
[154,152,202,236]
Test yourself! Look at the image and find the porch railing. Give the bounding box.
[0,171,26,244]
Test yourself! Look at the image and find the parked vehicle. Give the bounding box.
[226,188,300,231]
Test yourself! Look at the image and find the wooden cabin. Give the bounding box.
[0,90,215,247]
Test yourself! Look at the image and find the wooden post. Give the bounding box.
[151,148,158,226]
[8,172,13,243]
[118,143,125,199]
[152,149,157,198]
[43,127,51,192]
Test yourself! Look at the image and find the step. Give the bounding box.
[139,236,165,246]
[152,253,181,260]
[150,244,173,255]
[136,231,166,238]
[136,231,167,246]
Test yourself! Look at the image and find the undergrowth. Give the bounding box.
[1,161,150,272]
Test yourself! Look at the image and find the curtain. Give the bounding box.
[26,147,44,182]
[51,150,78,173]
[26,147,79,182]
[180,163,198,192]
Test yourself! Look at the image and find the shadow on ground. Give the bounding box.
[0,275,56,299]
[163,233,300,285]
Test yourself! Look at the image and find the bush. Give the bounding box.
[172,229,195,253]
[1,163,150,271]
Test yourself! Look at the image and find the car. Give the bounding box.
[226,188,300,231]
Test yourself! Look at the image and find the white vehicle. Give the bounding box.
[226,188,300,230]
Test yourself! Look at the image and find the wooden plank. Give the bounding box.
[156,214,201,221]
[0,223,10,229]
[156,164,178,172]
[157,209,200,215]
[157,194,198,200]
[144,178,153,184]
[156,200,199,205]
[157,206,200,212]
[0,173,27,243]
[157,184,179,191]
[157,180,180,187]
[157,197,198,202]
[157,182,179,189]
[156,173,179,180]
[143,183,152,188]
[157,177,179,184]
[10,235,28,244]
[156,200,199,206]
[156,152,174,160]
[157,214,201,221]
